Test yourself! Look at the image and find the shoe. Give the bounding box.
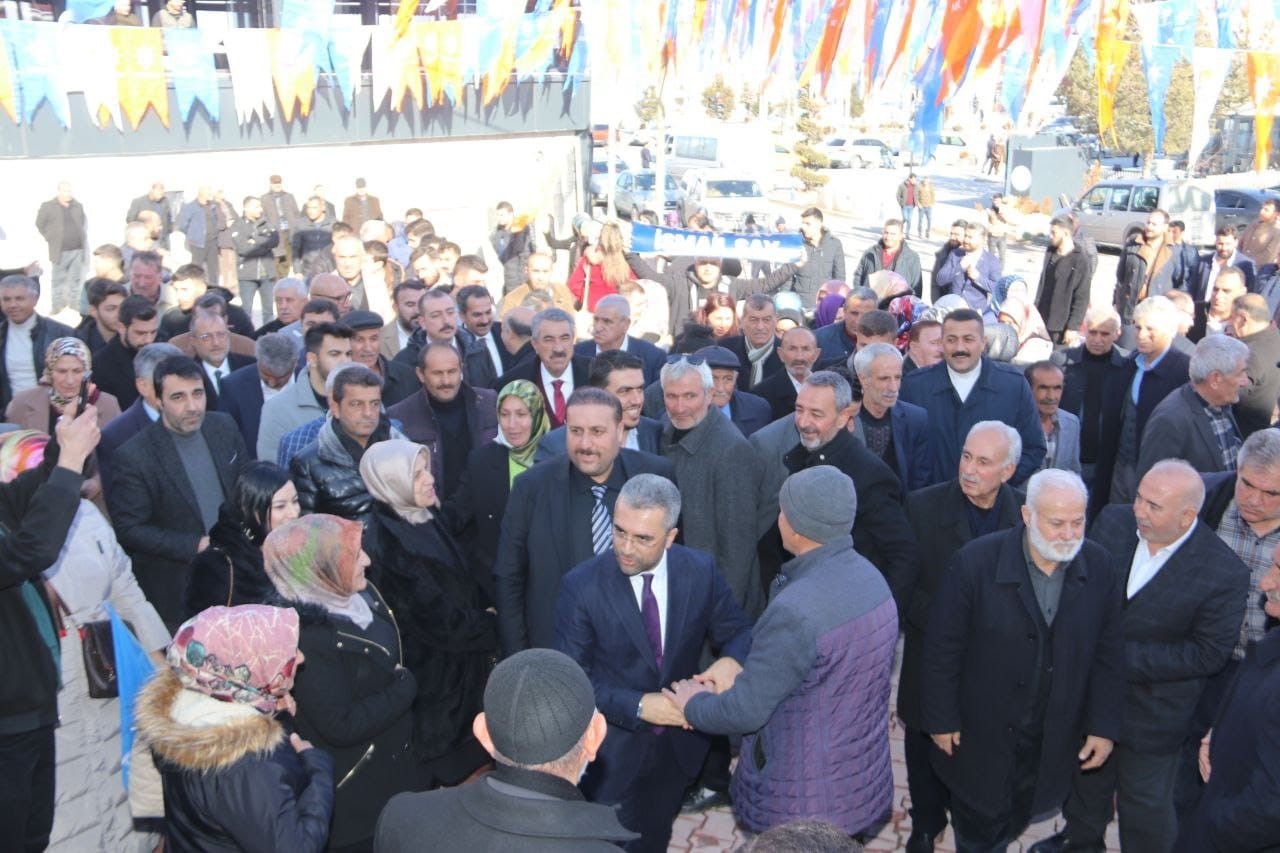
[1027,831,1105,853]
[680,786,730,813]
[905,827,936,852]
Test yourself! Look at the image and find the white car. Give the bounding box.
[818,136,895,169]
[679,169,771,231]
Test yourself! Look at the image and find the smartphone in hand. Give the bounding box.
[76,377,90,417]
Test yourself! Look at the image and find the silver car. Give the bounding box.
[1064,179,1215,249]
[614,170,684,222]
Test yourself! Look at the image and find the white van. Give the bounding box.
[1062,179,1216,249]
[664,125,773,180]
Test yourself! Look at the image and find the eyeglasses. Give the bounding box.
[196,331,230,343]
[665,354,706,366]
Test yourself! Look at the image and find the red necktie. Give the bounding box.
[552,379,566,425]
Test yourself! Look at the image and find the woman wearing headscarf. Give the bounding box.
[993,275,1054,365]
[812,292,846,328]
[360,440,497,788]
[5,337,120,504]
[265,514,417,852]
[186,462,301,617]
[447,379,548,599]
[135,605,334,852]
[0,430,169,851]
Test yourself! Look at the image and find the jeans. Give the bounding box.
[1063,743,1181,852]
[0,725,56,853]
[51,248,83,314]
[988,235,1007,267]
[901,205,916,229]
[239,277,276,324]
[917,206,932,237]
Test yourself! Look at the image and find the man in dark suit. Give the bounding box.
[1032,461,1248,853]
[573,294,667,385]
[93,296,162,412]
[922,469,1124,850]
[555,475,752,852]
[1136,334,1249,483]
[1226,293,1280,438]
[108,355,248,628]
[455,285,517,389]
[387,343,497,501]
[1190,227,1257,308]
[853,343,933,490]
[900,421,1025,852]
[538,350,663,458]
[1059,306,1129,496]
[216,332,297,459]
[721,294,783,391]
[344,309,419,407]
[98,342,183,503]
[189,311,256,409]
[754,326,820,422]
[495,308,591,429]
[494,387,675,655]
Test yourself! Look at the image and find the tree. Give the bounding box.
[849,81,865,119]
[791,88,829,190]
[702,75,736,121]
[634,86,661,125]
[741,84,761,117]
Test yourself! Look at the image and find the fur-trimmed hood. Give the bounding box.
[136,670,285,773]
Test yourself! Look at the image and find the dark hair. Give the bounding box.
[942,308,984,329]
[363,240,388,264]
[907,318,941,343]
[331,364,383,403]
[229,462,293,545]
[566,386,623,423]
[418,341,462,371]
[172,263,206,284]
[454,254,489,276]
[1169,219,1186,231]
[1216,225,1238,238]
[439,240,461,256]
[405,208,425,220]
[496,201,514,213]
[85,277,128,308]
[129,249,163,270]
[152,355,204,399]
[304,321,353,354]
[800,207,824,221]
[1262,198,1279,212]
[746,819,864,853]
[950,219,969,229]
[587,349,645,388]
[119,294,158,328]
[193,291,228,316]
[1048,215,1072,230]
[673,322,717,354]
[455,284,492,313]
[332,221,354,238]
[392,280,427,303]
[92,243,124,268]
[505,311,532,337]
[301,298,341,322]
[407,219,435,241]
[1024,360,1064,383]
[856,309,897,339]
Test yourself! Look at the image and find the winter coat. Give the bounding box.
[1114,235,1177,323]
[285,593,418,849]
[490,225,534,294]
[0,313,76,412]
[136,669,335,853]
[231,215,280,281]
[184,505,274,617]
[852,241,923,297]
[1036,246,1091,335]
[683,536,898,836]
[289,418,391,525]
[291,216,337,280]
[792,231,847,309]
[35,197,87,259]
[363,505,497,767]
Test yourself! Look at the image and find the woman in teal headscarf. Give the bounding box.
[447,380,548,597]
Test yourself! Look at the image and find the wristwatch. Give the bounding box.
[636,697,644,718]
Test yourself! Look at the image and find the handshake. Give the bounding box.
[639,657,742,729]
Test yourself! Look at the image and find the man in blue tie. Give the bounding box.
[555,474,752,853]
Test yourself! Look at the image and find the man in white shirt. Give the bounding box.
[190,311,255,408]
[1034,460,1249,853]
[456,284,512,386]
[0,274,74,412]
[495,308,591,429]
[379,280,425,360]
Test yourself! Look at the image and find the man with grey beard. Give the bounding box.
[921,469,1124,852]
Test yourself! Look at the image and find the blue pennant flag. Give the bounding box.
[164,29,219,124]
[4,21,69,127]
[1141,44,1178,153]
[106,604,157,791]
[1157,0,1196,60]
[999,39,1033,125]
[1215,0,1243,49]
[630,223,804,263]
[66,0,113,22]
[867,0,895,85]
[563,26,586,95]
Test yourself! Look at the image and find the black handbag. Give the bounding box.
[80,618,132,699]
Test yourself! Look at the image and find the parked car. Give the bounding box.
[1215,188,1280,233]
[1060,179,1216,249]
[679,169,770,231]
[907,134,969,168]
[818,136,895,169]
[589,156,628,207]
[614,170,684,222]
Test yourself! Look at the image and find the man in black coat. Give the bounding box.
[900,421,1025,852]
[108,356,248,628]
[493,388,675,655]
[34,182,87,315]
[1032,461,1248,853]
[375,649,637,852]
[754,326,820,421]
[721,294,784,391]
[1058,307,1129,500]
[93,295,162,411]
[494,308,592,429]
[216,332,297,460]
[572,294,667,385]
[1036,216,1091,345]
[851,219,923,296]
[922,470,1124,850]
[344,310,419,407]
[456,285,519,388]
[189,312,257,409]
[0,275,75,412]
[1227,294,1280,437]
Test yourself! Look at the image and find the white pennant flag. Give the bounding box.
[1188,46,1235,173]
[223,29,275,125]
[61,24,121,130]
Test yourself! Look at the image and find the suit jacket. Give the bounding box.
[493,449,676,654]
[493,356,593,428]
[1191,254,1257,303]
[573,336,667,386]
[376,356,419,408]
[729,391,772,437]
[1235,324,1280,438]
[216,363,269,459]
[813,322,857,365]
[753,368,801,422]
[98,398,155,504]
[444,441,514,602]
[885,400,933,492]
[898,480,1024,728]
[1088,506,1249,751]
[108,412,248,628]
[341,194,383,228]
[198,353,256,409]
[460,325,517,391]
[379,320,409,361]
[1045,409,1082,474]
[921,527,1124,819]
[386,385,499,497]
[1137,383,1241,482]
[555,545,752,802]
[536,416,663,459]
[721,334,783,391]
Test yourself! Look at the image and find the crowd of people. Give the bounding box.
[2,176,1280,853]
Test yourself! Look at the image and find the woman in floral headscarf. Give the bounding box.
[135,604,334,852]
[448,379,548,597]
[361,440,497,788]
[5,337,120,504]
[265,514,418,852]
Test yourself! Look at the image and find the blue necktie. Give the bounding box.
[590,485,611,555]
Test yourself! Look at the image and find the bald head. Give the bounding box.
[779,326,819,380]
[1134,459,1205,549]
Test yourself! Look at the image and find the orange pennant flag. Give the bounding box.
[1095,36,1130,142]
[111,27,169,130]
[393,0,421,42]
[419,20,463,107]
[269,30,319,122]
[483,17,519,106]
[0,27,16,123]
[1247,51,1280,171]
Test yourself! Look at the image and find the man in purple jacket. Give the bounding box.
[933,221,1002,317]
[667,465,898,839]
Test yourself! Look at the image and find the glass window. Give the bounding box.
[1108,187,1132,210]
[1083,187,1109,211]
[706,180,763,198]
[1131,186,1159,213]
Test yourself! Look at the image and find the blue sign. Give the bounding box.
[630,223,805,263]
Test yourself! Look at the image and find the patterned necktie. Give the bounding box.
[552,379,567,424]
[641,573,663,672]
[590,484,611,554]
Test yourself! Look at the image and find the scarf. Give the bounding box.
[746,337,777,387]
[495,379,548,470]
[263,515,373,629]
[42,337,92,409]
[360,439,434,524]
[167,605,300,715]
[813,294,845,328]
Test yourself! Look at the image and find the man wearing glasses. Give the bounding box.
[189,310,256,408]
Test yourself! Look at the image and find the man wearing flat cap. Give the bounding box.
[696,345,773,438]
[375,648,636,852]
[667,465,899,840]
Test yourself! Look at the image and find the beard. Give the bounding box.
[1027,519,1083,564]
